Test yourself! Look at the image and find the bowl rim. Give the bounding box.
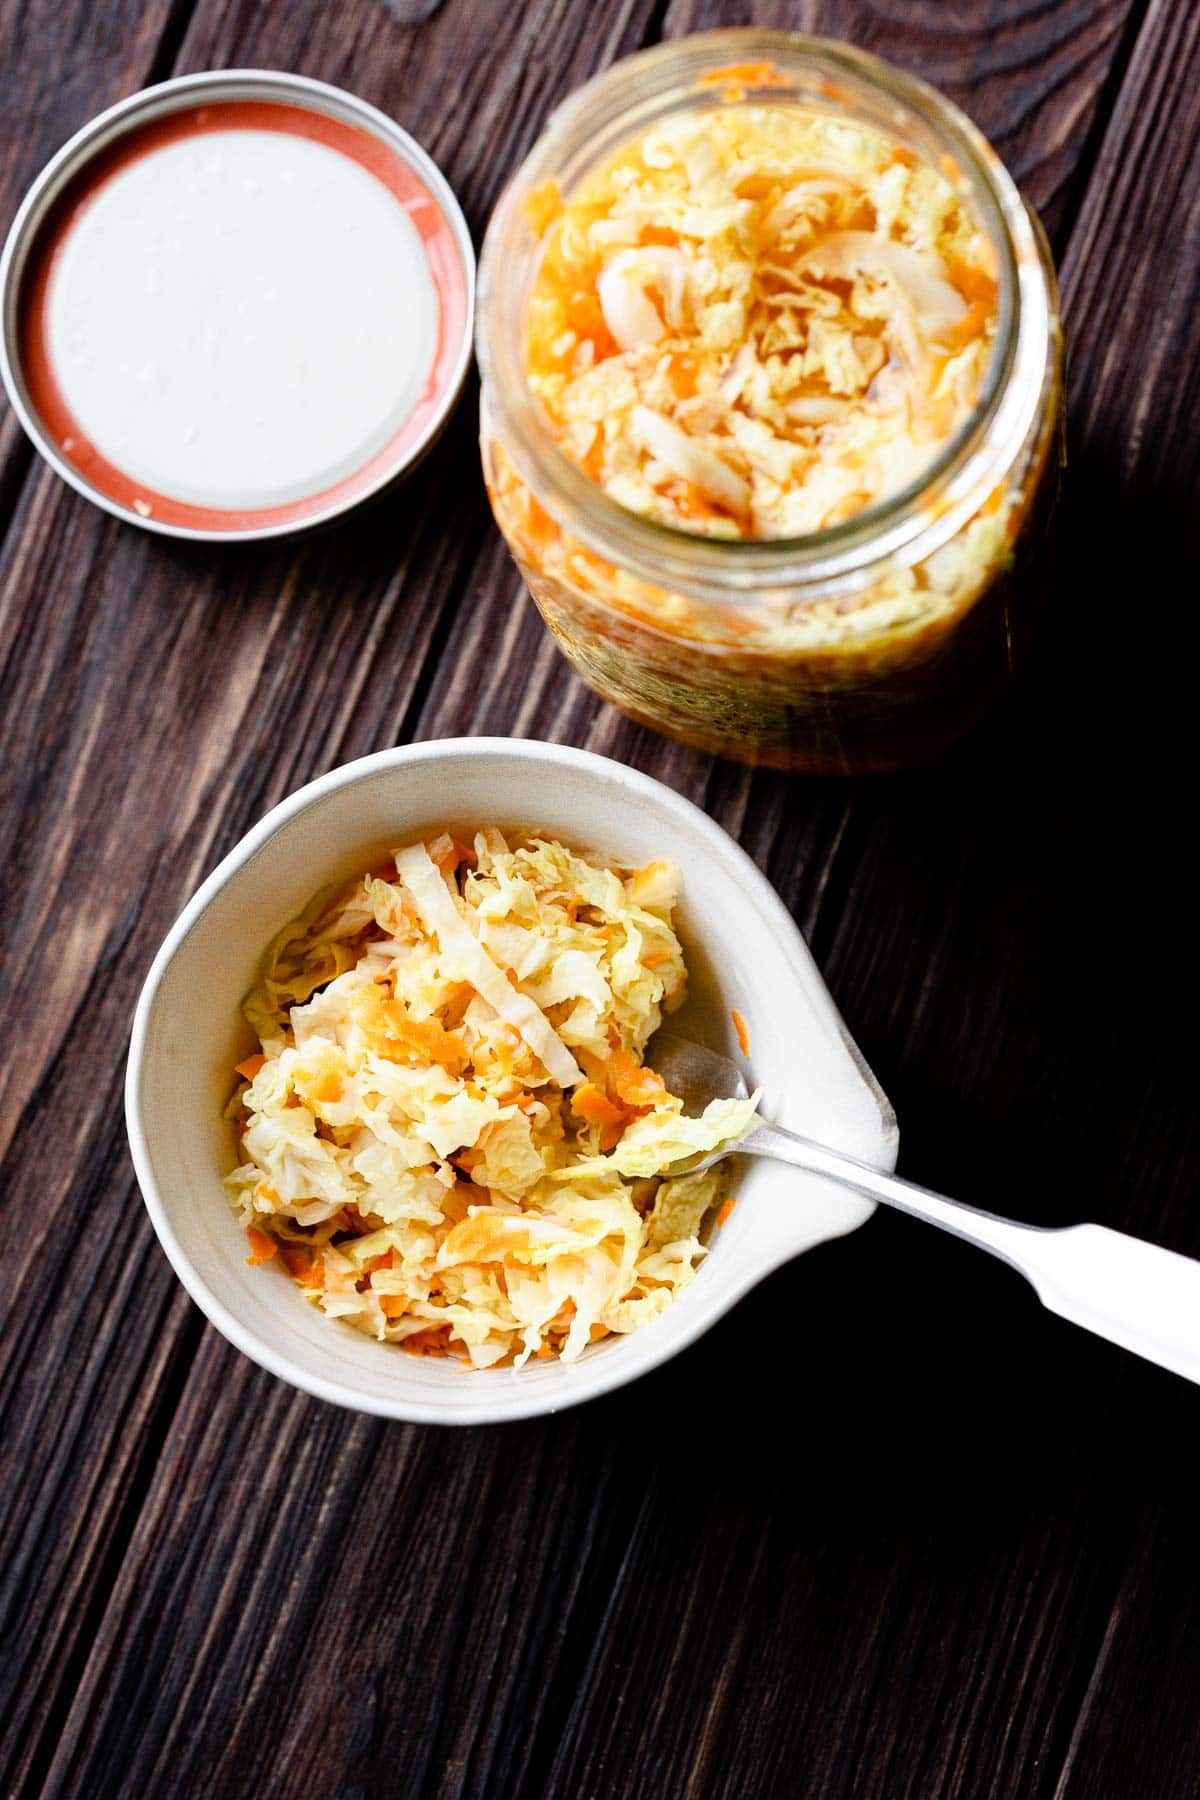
[125,737,895,1423]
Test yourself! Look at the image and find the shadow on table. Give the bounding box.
[592,442,1199,1537]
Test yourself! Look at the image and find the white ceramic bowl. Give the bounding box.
[126,739,897,1424]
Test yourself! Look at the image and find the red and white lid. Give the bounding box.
[0,72,475,538]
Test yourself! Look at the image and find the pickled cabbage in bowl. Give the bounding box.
[224,829,758,1369]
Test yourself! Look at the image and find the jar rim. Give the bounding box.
[477,29,1055,602]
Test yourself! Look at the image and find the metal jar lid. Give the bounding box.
[0,70,475,540]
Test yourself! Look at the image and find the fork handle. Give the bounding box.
[744,1120,1200,1386]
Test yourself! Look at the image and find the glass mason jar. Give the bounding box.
[476,31,1062,773]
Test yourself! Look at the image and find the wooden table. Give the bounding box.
[3,2,1198,1794]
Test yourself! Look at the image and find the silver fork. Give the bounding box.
[651,1034,1200,1387]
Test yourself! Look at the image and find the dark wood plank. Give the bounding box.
[0,1,205,1779]
[1009,3,1200,1792]
[1053,1491,1200,1800]
[2,1,1199,1797]
[0,2,661,1792]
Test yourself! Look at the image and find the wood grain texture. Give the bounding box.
[0,2,663,1791]
[2,0,1199,1796]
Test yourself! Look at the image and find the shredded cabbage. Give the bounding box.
[225,831,757,1368]
[525,104,999,543]
[394,841,584,1089]
[557,1094,759,1182]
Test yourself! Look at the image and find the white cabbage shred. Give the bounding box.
[225,831,757,1368]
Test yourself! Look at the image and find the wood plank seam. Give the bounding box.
[5,1291,206,1799]
[1040,0,1152,259]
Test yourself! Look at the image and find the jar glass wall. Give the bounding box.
[477,32,1062,773]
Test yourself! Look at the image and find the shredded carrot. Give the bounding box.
[428,832,476,872]
[890,145,919,169]
[609,1048,668,1110]
[664,353,698,400]
[944,299,992,349]
[282,1247,324,1286]
[716,1196,737,1230]
[362,987,469,1072]
[632,223,679,251]
[245,1228,277,1266]
[629,860,674,900]
[523,177,563,239]
[946,254,998,308]
[439,1183,474,1225]
[667,477,738,526]
[731,173,776,205]
[379,1294,408,1319]
[641,950,673,968]
[699,60,784,90]
[235,1054,266,1082]
[518,488,560,548]
[572,1083,628,1127]
[731,1008,751,1057]
[566,291,618,359]
[306,1068,344,1105]
[402,1326,453,1357]
[384,1006,468,1070]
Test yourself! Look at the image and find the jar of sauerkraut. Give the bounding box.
[476,32,1062,773]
